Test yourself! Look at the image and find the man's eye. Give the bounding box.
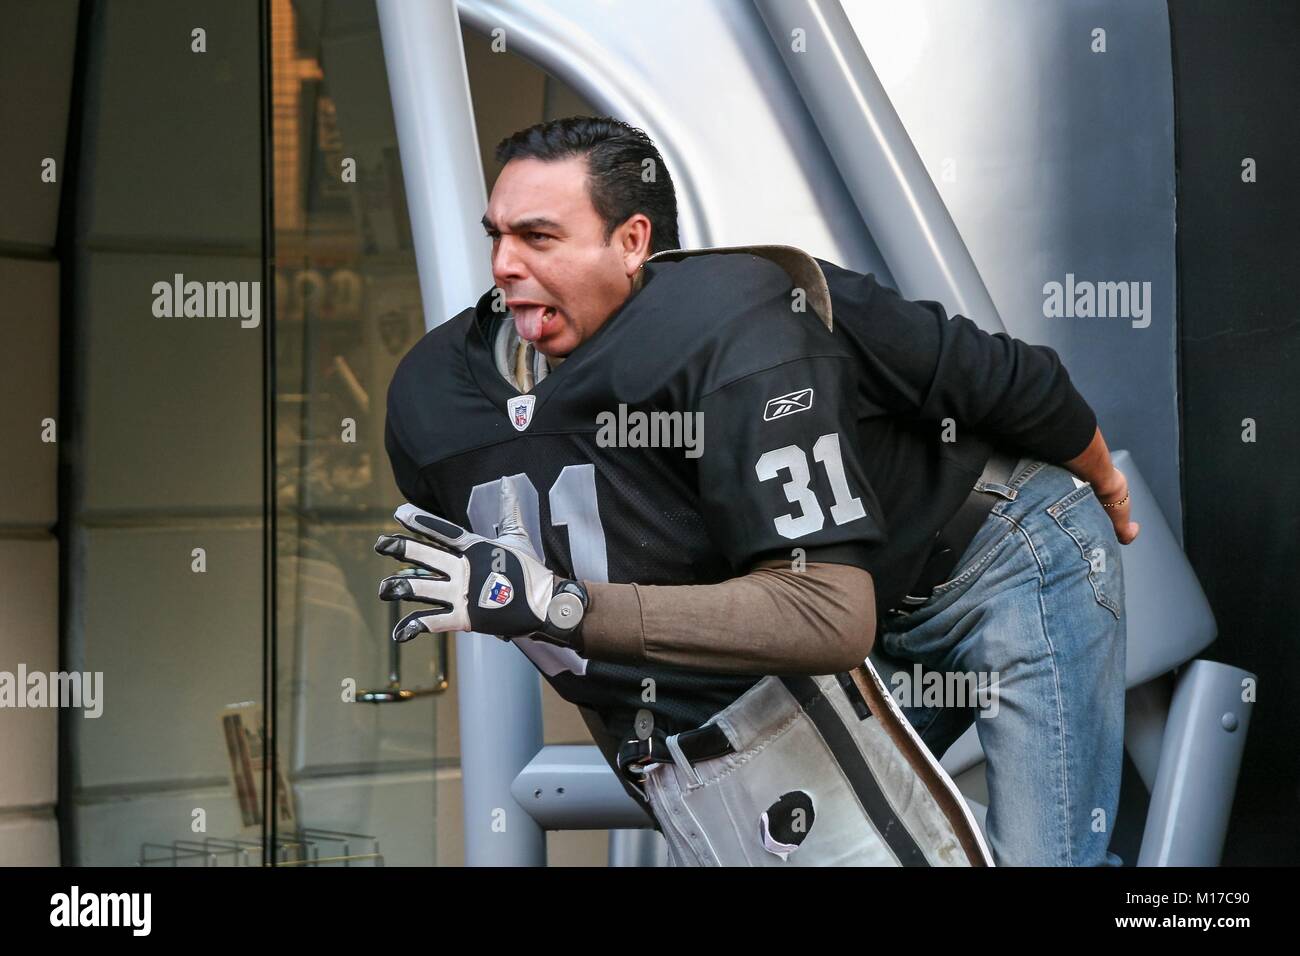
[528,233,551,242]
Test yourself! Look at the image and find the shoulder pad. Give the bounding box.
[641,244,833,330]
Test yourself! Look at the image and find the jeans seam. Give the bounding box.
[1026,522,1073,867]
[918,460,1049,603]
[1007,458,1046,490]
[928,516,1018,596]
[1048,487,1123,621]
[971,509,1068,866]
[1045,482,1097,516]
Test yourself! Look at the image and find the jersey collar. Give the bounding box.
[463,244,833,426]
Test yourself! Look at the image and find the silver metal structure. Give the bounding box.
[378,0,1252,867]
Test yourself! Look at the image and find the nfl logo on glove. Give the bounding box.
[479,572,514,608]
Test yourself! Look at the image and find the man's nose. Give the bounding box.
[491,235,527,286]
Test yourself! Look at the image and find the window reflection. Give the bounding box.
[270,0,604,866]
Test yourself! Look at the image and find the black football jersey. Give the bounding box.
[384,251,887,744]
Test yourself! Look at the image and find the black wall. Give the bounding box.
[1168,0,1300,865]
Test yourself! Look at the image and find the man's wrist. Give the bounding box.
[573,581,645,663]
[534,579,589,651]
[1091,463,1125,499]
[1063,426,1124,497]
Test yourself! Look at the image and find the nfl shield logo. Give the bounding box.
[509,394,536,432]
[478,571,515,609]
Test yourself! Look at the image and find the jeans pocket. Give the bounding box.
[927,516,1015,599]
[1046,485,1124,621]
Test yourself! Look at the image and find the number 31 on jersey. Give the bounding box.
[756,432,867,539]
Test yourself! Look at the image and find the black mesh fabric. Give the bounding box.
[385,251,900,744]
[428,433,761,739]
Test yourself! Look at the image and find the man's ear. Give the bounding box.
[619,213,654,274]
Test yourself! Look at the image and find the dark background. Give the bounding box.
[1168,0,1300,865]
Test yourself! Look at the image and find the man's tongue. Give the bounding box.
[513,304,556,342]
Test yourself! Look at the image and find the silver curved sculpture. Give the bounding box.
[377,0,1252,867]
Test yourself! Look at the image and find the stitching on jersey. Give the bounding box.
[698,352,858,402]
[405,353,860,470]
[408,428,611,471]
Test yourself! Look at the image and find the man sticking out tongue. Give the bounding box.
[512,303,555,342]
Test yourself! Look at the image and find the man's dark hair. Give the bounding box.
[494,116,681,255]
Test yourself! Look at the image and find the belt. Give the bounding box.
[891,449,1022,614]
[616,721,734,784]
[618,452,1022,778]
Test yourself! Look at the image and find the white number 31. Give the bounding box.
[755,432,867,539]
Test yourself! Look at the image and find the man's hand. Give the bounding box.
[1062,426,1140,545]
[1093,467,1140,546]
[374,476,588,646]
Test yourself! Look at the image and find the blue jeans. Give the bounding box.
[876,457,1127,866]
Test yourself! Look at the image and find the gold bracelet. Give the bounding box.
[1101,492,1129,510]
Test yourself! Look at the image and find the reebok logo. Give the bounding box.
[764,388,814,421]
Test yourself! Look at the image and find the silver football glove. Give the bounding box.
[375,475,588,647]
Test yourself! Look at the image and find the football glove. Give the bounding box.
[374,475,588,647]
